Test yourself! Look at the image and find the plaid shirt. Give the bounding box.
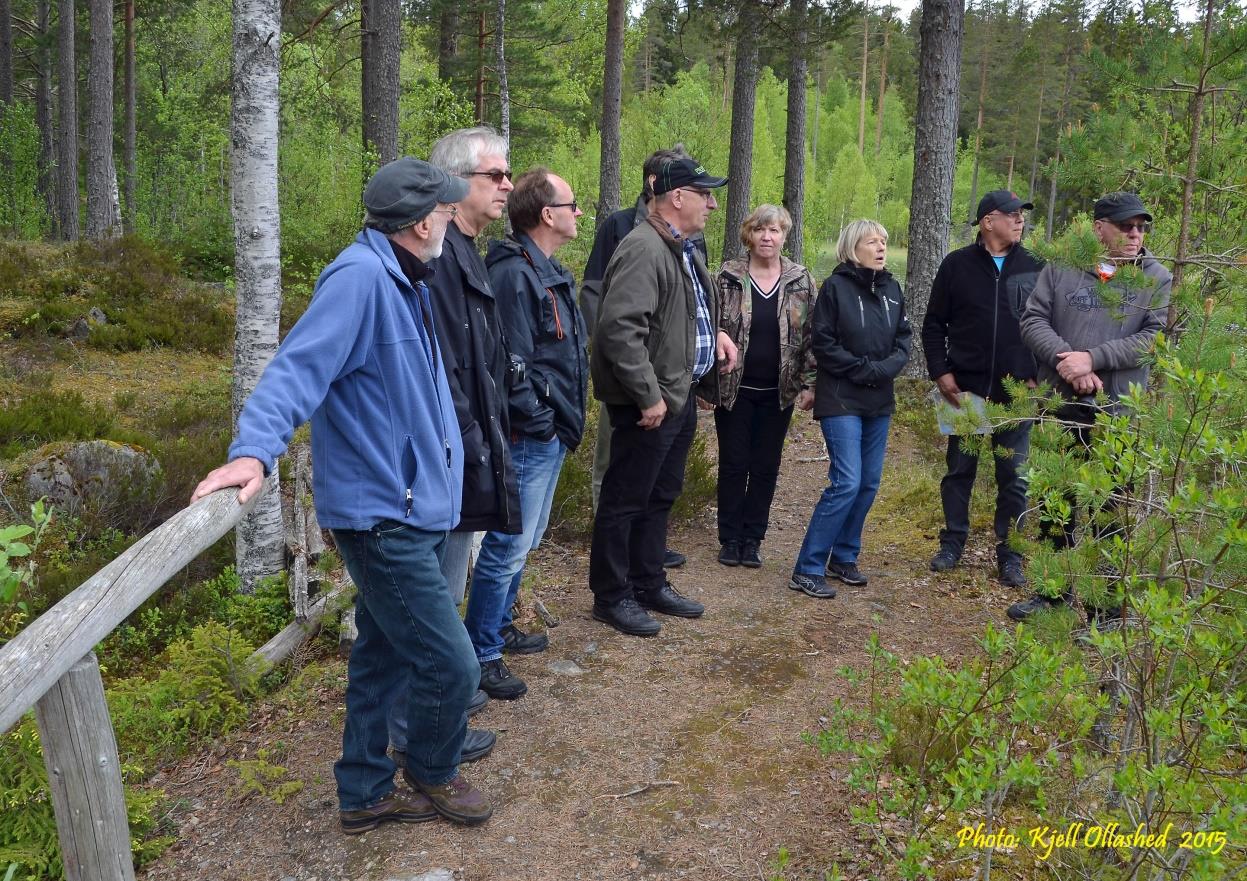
[672,228,715,379]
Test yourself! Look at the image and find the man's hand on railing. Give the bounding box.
[191,456,266,505]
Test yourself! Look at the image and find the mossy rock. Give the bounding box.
[22,439,164,529]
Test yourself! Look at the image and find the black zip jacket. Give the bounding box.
[921,240,1043,403]
[811,262,912,419]
[486,233,590,451]
[426,223,520,534]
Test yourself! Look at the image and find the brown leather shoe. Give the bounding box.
[405,770,493,825]
[339,787,437,834]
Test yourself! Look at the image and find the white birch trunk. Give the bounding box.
[231,0,285,592]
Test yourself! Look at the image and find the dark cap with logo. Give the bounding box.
[363,157,470,233]
[653,158,729,196]
[973,190,1034,224]
[1093,191,1153,223]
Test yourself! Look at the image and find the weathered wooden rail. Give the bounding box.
[0,485,345,881]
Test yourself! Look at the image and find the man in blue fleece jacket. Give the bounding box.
[192,157,493,831]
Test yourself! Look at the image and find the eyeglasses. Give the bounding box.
[681,187,713,201]
[547,201,578,212]
[989,210,1026,221]
[1109,219,1152,234]
[430,205,459,218]
[466,169,513,184]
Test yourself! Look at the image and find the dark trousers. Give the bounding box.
[1039,410,1123,550]
[938,420,1032,561]
[589,398,697,605]
[713,387,793,544]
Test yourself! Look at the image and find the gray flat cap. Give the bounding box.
[364,157,470,233]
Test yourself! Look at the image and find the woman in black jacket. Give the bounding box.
[789,220,911,599]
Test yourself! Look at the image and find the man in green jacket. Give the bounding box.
[588,158,737,636]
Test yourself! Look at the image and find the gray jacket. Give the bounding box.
[1020,250,1171,406]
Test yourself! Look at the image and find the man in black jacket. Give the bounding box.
[583,145,702,569]
[462,167,589,698]
[921,190,1043,588]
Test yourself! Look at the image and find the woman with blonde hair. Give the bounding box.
[788,219,911,598]
[708,204,818,568]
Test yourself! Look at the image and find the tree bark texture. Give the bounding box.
[1044,57,1075,238]
[123,0,135,230]
[1027,76,1044,201]
[722,2,759,264]
[857,11,869,154]
[361,0,400,168]
[904,0,964,378]
[1,0,12,105]
[231,0,285,591]
[596,0,624,229]
[36,0,56,222]
[783,0,808,263]
[85,0,121,239]
[474,11,485,121]
[494,0,508,144]
[56,0,79,240]
[437,8,458,82]
[966,37,988,225]
[874,16,890,155]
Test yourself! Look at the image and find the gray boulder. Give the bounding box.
[23,440,163,526]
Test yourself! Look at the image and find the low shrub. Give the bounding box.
[0,392,115,459]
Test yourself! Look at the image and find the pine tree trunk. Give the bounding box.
[494,0,508,142]
[85,0,120,239]
[722,2,759,264]
[596,0,624,228]
[874,17,890,155]
[0,0,12,104]
[474,11,485,121]
[1171,0,1215,325]
[1027,77,1044,201]
[966,39,988,226]
[362,0,400,167]
[56,0,79,240]
[231,0,285,591]
[783,0,808,263]
[437,7,457,82]
[36,0,56,223]
[857,10,869,154]
[1044,57,1075,239]
[122,0,135,231]
[904,0,964,377]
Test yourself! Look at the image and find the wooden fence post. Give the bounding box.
[34,652,135,881]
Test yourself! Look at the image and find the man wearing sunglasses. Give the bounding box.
[1010,191,1171,622]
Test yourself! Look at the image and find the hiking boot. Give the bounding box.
[739,540,762,569]
[593,598,661,636]
[393,727,496,768]
[663,548,687,568]
[789,573,837,599]
[826,560,867,586]
[1086,604,1123,627]
[717,540,742,567]
[929,546,961,572]
[405,771,493,826]
[340,787,437,834]
[478,659,527,700]
[467,689,489,716]
[501,624,548,655]
[636,581,705,618]
[1006,592,1071,621]
[998,557,1027,588]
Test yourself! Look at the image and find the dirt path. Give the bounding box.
[139,414,1021,881]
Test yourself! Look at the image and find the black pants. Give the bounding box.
[713,387,793,544]
[589,398,697,605]
[938,420,1031,561]
[1038,410,1123,550]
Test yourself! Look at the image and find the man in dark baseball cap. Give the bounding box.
[193,153,495,831]
[1093,191,1152,223]
[973,190,1034,224]
[652,157,729,195]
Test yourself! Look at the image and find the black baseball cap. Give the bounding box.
[363,157,470,233]
[653,158,729,196]
[973,190,1034,224]
[1094,191,1153,223]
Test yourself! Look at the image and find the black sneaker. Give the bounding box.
[636,581,705,618]
[718,540,742,567]
[478,659,527,700]
[1006,592,1070,621]
[501,624,549,655]
[998,557,1027,588]
[340,788,437,834]
[393,727,496,768]
[929,546,961,572]
[739,540,762,569]
[663,548,687,568]
[826,560,867,586]
[593,597,661,636]
[467,688,489,716]
[789,573,837,599]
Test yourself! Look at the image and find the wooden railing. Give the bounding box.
[0,485,347,881]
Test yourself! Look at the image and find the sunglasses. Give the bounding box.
[547,201,578,212]
[430,205,459,217]
[466,169,513,184]
[1109,219,1152,234]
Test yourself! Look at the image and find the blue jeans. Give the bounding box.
[464,435,566,662]
[386,528,478,753]
[794,415,891,575]
[331,522,480,809]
